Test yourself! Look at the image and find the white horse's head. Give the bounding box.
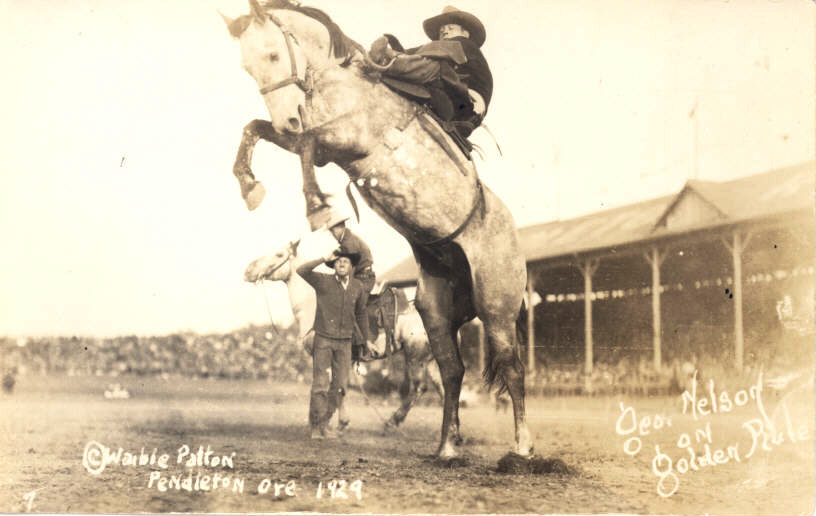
[224,1,310,134]
[244,238,301,283]
[223,0,347,135]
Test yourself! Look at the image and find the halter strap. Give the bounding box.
[258,14,310,95]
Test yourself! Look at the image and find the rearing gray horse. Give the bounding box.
[223,0,531,458]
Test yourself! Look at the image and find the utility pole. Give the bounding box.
[689,98,699,180]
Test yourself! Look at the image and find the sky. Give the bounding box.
[0,0,813,337]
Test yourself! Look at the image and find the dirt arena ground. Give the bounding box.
[0,374,813,515]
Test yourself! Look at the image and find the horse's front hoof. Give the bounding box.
[243,181,266,211]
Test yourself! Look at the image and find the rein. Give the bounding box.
[253,242,296,337]
[259,281,282,337]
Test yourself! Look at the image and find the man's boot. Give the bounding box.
[320,423,339,440]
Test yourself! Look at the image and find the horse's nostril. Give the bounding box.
[287,117,301,131]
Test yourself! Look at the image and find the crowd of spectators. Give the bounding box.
[0,325,311,383]
[2,314,809,399]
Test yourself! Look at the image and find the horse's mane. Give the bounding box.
[275,2,363,60]
[227,1,363,61]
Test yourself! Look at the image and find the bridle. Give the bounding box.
[256,239,299,338]
[258,13,312,95]
[257,240,297,282]
[253,9,358,137]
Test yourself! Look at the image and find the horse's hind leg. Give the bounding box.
[468,250,532,456]
[479,306,532,456]
[424,358,444,402]
[413,269,464,458]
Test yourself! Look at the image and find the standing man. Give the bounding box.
[297,249,369,439]
[326,211,376,294]
[368,6,492,140]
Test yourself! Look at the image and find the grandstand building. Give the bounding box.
[380,162,815,380]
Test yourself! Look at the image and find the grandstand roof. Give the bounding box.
[379,161,815,286]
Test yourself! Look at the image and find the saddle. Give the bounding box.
[367,35,479,158]
[352,287,410,363]
[378,80,478,158]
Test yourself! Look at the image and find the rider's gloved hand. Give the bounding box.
[469,89,485,116]
[369,36,397,65]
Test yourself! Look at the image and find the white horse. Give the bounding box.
[244,238,443,432]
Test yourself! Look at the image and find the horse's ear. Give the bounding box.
[248,0,266,24]
[290,238,302,255]
[219,11,240,38]
[222,12,252,38]
[219,11,234,29]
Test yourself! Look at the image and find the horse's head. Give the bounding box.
[224,0,311,135]
[224,1,360,136]
[244,238,301,283]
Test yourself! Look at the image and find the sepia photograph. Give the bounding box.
[0,0,814,514]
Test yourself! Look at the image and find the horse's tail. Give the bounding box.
[482,303,528,396]
[516,302,528,366]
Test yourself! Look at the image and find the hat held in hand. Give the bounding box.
[326,250,361,268]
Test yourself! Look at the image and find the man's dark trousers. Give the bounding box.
[309,334,352,427]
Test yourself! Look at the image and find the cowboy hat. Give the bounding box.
[326,211,350,229]
[423,6,486,47]
[326,251,361,268]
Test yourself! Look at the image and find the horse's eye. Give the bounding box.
[268,52,280,63]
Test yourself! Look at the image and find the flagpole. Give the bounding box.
[689,98,699,180]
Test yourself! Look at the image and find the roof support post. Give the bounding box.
[577,258,600,375]
[476,319,485,375]
[644,247,667,371]
[722,230,753,372]
[526,277,536,378]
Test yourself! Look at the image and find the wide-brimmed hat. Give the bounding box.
[423,6,486,47]
[326,251,361,268]
[326,211,350,229]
